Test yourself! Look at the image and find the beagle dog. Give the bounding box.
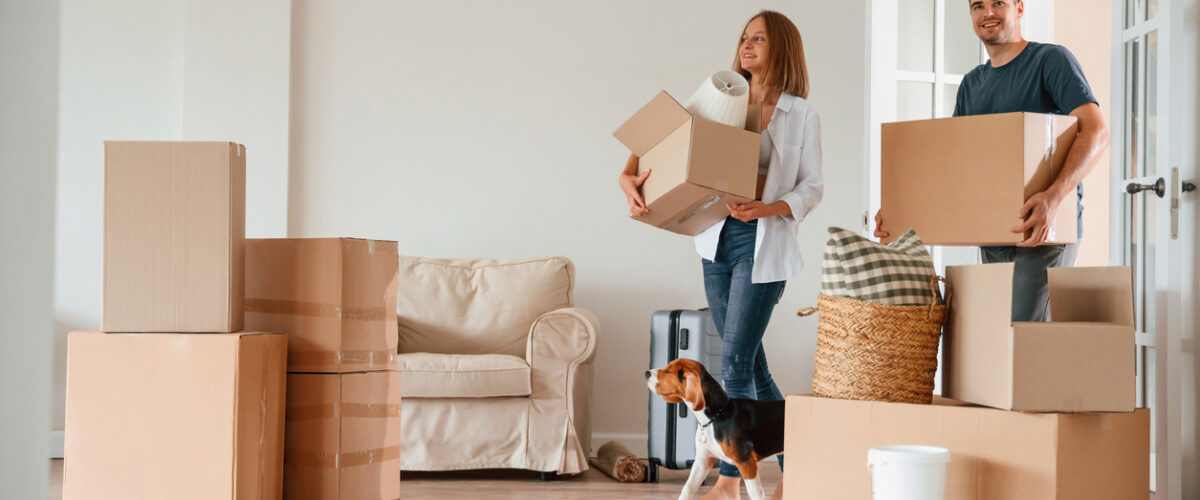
[645,358,785,500]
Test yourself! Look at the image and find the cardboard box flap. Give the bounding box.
[944,263,1017,409]
[945,262,1015,326]
[1047,266,1134,326]
[745,103,763,134]
[687,118,759,198]
[613,91,692,157]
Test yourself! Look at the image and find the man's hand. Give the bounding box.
[873,210,889,239]
[1011,190,1064,246]
[727,201,788,222]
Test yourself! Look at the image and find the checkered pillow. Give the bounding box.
[821,227,939,305]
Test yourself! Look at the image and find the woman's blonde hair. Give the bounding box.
[731,10,809,99]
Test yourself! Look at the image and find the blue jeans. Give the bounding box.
[980,243,1079,322]
[702,217,785,478]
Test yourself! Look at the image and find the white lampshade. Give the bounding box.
[683,70,750,128]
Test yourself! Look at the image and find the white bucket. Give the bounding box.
[867,445,950,500]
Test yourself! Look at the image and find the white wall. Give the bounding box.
[53,0,291,435]
[55,0,186,436]
[51,0,869,448]
[1,0,58,497]
[288,0,868,442]
[182,0,292,238]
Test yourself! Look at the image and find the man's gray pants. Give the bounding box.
[980,243,1080,322]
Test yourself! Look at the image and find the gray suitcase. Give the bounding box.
[646,309,723,482]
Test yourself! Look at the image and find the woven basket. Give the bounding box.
[798,277,951,404]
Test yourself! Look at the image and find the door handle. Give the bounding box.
[1126,177,1166,198]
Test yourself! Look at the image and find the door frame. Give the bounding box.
[1110,0,1184,497]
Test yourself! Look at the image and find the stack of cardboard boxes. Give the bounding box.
[65,142,289,499]
[783,114,1150,499]
[245,237,403,500]
[64,141,405,500]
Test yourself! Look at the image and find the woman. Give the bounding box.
[619,10,822,499]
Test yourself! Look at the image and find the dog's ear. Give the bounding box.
[684,370,705,412]
[663,394,683,403]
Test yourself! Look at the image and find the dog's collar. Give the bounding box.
[702,404,731,425]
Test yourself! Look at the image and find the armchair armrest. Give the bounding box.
[524,306,598,474]
[525,307,598,367]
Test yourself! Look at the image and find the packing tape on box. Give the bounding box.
[664,194,724,232]
[286,402,403,421]
[288,349,398,368]
[285,445,401,468]
[244,298,390,321]
[1044,117,1059,243]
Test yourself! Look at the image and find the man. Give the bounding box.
[875,0,1110,322]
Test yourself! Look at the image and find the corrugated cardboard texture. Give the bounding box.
[613,91,759,236]
[944,263,1016,409]
[245,238,399,373]
[64,331,286,500]
[1012,322,1135,412]
[103,141,245,332]
[688,118,758,197]
[881,112,1078,246]
[944,263,1136,412]
[1021,113,1080,244]
[284,372,402,500]
[783,395,1149,500]
[612,91,691,157]
[1046,266,1136,326]
[638,121,692,208]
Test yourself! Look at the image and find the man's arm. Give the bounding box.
[1011,102,1110,246]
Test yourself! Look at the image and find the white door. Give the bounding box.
[1111,0,1198,498]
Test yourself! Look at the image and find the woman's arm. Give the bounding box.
[728,110,824,223]
[775,109,824,222]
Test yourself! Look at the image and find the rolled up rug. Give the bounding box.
[683,70,750,128]
[587,441,646,483]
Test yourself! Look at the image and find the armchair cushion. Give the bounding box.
[396,352,531,398]
[396,256,574,358]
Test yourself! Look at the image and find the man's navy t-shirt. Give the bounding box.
[953,41,1097,240]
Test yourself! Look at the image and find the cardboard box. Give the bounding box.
[613,91,761,236]
[784,394,1149,500]
[943,263,1135,412]
[881,112,1078,246]
[284,371,402,500]
[103,141,246,332]
[64,331,286,500]
[245,238,399,372]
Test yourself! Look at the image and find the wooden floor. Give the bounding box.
[48,459,783,499]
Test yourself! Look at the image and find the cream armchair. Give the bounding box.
[395,256,597,476]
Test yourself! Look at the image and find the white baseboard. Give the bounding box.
[50,430,64,459]
[590,432,646,457]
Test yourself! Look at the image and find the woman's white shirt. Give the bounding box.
[693,92,824,284]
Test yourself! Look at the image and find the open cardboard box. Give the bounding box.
[881,112,1078,246]
[943,263,1135,413]
[613,91,761,236]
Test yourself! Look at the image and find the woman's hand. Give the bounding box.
[727,201,789,222]
[619,168,652,217]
